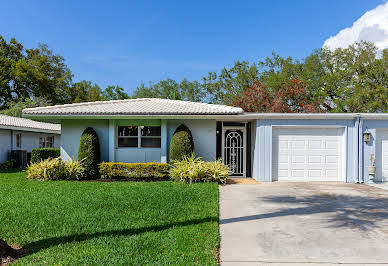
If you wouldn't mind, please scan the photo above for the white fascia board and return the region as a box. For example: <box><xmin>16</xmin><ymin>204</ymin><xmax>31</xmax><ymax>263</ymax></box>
<box><xmin>0</xmin><ymin>125</ymin><xmax>60</xmax><ymax>134</ymax></box>
<box><xmin>23</xmin><ymin>112</ymin><xmax>388</xmax><ymax>121</ymax></box>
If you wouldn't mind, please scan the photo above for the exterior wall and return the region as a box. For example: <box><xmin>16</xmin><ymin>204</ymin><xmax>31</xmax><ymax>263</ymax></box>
<box><xmin>60</xmin><ymin>119</ymin><xmax>217</xmax><ymax>164</ymax></box>
<box><xmin>362</xmin><ymin>119</ymin><xmax>388</xmax><ymax>183</ymax></box>
<box><xmin>12</xmin><ymin>131</ymin><xmax>60</xmax><ymax>151</ymax></box>
<box><xmin>253</xmin><ymin>119</ymin><xmax>358</xmax><ymax>183</ymax></box>
<box><xmin>60</xmin><ymin>120</ymin><xmax>109</xmax><ymax>162</ymax></box>
<box><xmin>0</xmin><ymin>128</ymin><xmax>60</xmax><ymax>164</ymax></box>
<box><xmin>0</xmin><ymin>129</ymin><xmax>11</xmax><ymax>163</ymax></box>
<box><xmin>167</xmin><ymin>120</ymin><xmax>217</xmax><ymax>162</ymax></box>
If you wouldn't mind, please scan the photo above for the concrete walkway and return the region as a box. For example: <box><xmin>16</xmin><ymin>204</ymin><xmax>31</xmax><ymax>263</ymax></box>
<box><xmin>220</xmin><ymin>182</ymin><xmax>388</xmax><ymax>265</ymax></box>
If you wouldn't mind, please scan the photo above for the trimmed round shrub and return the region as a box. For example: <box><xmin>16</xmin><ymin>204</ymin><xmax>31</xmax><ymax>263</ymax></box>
<box><xmin>169</xmin><ymin>124</ymin><xmax>194</xmax><ymax>161</ymax></box>
<box><xmin>78</xmin><ymin>127</ymin><xmax>100</xmax><ymax>179</ymax></box>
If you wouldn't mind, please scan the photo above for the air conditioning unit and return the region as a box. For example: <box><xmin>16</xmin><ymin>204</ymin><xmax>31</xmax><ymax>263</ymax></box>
<box><xmin>10</xmin><ymin>150</ymin><xmax>28</xmax><ymax>168</ymax></box>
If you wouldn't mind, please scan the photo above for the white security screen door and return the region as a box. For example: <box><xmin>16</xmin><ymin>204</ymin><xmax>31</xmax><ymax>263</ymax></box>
<box><xmin>222</xmin><ymin>127</ymin><xmax>246</xmax><ymax>177</ymax></box>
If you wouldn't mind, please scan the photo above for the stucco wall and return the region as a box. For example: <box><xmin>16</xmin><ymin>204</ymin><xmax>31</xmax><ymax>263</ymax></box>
<box><xmin>362</xmin><ymin>119</ymin><xmax>388</xmax><ymax>183</ymax></box>
<box><xmin>0</xmin><ymin>129</ymin><xmax>11</xmax><ymax>163</ymax></box>
<box><xmin>60</xmin><ymin>120</ymin><xmax>109</xmax><ymax>162</ymax></box>
<box><xmin>253</xmin><ymin>119</ymin><xmax>358</xmax><ymax>183</ymax></box>
<box><xmin>167</xmin><ymin>120</ymin><xmax>217</xmax><ymax>162</ymax></box>
<box><xmin>0</xmin><ymin>129</ymin><xmax>60</xmax><ymax>164</ymax></box>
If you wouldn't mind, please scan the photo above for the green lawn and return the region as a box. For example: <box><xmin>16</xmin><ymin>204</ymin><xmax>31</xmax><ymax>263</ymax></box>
<box><xmin>0</xmin><ymin>169</ymin><xmax>219</xmax><ymax>265</ymax></box>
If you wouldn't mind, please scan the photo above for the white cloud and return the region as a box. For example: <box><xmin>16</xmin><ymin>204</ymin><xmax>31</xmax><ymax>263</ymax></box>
<box><xmin>323</xmin><ymin>2</ymin><xmax>388</xmax><ymax>50</ymax></box>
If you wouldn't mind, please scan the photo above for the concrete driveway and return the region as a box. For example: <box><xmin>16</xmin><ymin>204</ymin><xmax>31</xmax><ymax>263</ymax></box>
<box><xmin>220</xmin><ymin>182</ymin><xmax>388</xmax><ymax>265</ymax></box>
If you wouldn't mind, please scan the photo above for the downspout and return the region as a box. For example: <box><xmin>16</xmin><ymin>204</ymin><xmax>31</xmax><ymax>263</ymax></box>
<box><xmin>355</xmin><ymin>117</ymin><xmax>359</xmax><ymax>183</ymax></box>
<box><xmin>358</xmin><ymin>116</ymin><xmax>364</xmax><ymax>183</ymax></box>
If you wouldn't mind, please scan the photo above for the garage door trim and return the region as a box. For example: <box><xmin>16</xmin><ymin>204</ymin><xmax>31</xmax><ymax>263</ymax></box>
<box><xmin>270</xmin><ymin>125</ymin><xmax>347</xmax><ymax>182</ymax></box>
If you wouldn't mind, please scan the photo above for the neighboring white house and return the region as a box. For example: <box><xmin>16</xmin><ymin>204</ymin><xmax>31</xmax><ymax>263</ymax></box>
<box><xmin>22</xmin><ymin>98</ymin><xmax>388</xmax><ymax>183</ymax></box>
<box><xmin>0</xmin><ymin>115</ymin><xmax>61</xmax><ymax>164</ymax></box>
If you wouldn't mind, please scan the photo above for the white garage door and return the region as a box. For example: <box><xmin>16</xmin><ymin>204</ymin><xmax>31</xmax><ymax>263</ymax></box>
<box><xmin>376</xmin><ymin>129</ymin><xmax>388</xmax><ymax>182</ymax></box>
<box><xmin>272</xmin><ymin>127</ymin><xmax>344</xmax><ymax>181</ymax></box>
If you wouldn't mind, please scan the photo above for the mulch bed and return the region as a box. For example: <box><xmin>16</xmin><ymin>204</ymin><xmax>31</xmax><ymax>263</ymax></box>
<box><xmin>0</xmin><ymin>239</ymin><xmax>25</xmax><ymax>266</ymax></box>
<box><xmin>81</xmin><ymin>178</ymin><xmax>170</xmax><ymax>182</ymax></box>
<box><xmin>226</xmin><ymin>178</ymin><xmax>259</xmax><ymax>184</ymax></box>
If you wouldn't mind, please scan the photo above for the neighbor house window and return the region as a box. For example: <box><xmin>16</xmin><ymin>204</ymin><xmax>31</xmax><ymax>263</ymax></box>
<box><xmin>118</xmin><ymin>126</ymin><xmax>161</xmax><ymax>148</ymax></box>
<box><xmin>16</xmin><ymin>133</ymin><xmax>21</xmax><ymax>148</ymax></box>
<box><xmin>39</xmin><ymin>136</ymin><xmax>54</xmax><ymax>148</ymax></box>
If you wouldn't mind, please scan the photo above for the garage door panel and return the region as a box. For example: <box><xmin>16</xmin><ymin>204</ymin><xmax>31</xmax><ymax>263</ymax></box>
<box><xmin>326</xmin><ymin>155</ymin><xmax>340</xmax><ymax>164</ymax></box>
<box><xmin>308</xmin><ymin>140</ymin><xmax>323</xmax><ymax>149</ymax></box>
<box><xmin>376</xmin><ymin>129</ymin><xmax>388</xmax><ymax>182</ymax></box>
<box><xmin>272</xmin><ymin>128</ymin><xmax>344</xmax><ymax>181</ymax></box>
<box><xmin>308</xmin><ymin>169</ymin><xmax>323</xmax><ymax>178</ymax></box>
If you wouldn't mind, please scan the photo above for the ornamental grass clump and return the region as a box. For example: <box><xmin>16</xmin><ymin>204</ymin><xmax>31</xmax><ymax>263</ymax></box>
<box><xmin>26</xmin><ymin>157</ymin><xmax>85</xmax><ymax>181</ymax></box>
<box><xmin>169</xmin><ymin>153</ymin><xmax>231</xmax><ymax>184</ymax></box>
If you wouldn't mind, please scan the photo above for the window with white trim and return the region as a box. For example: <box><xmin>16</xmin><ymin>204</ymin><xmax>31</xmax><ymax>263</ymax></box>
<box><xmin>16</xmin><ymin>133</ymin><xmax>21</xmax><ymax>148</ymax></box>
<box><xmin>118</xmin><ymin>126</ymin><xmax>161</xmax><ymax>148</ymax></box>
<box><xmin>39</xmin><ymin>136</ymin><xmax>54</xmax><ymax>148</ymax></box>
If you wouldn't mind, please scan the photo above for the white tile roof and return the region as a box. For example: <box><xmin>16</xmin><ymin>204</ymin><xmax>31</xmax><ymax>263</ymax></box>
<box><xmin>0</xmin><ymin>114</ymin><xmax>61</xmax><ymax>133</ymax></box>
<box><xmin>23</xmin><ymin>98</ymin><xmax>244</xmax><ymax>116</ymax></box>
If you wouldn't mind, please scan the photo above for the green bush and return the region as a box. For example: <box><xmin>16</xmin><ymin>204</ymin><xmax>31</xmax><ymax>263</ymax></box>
<box><xmin>169</xmin><ymin>154</ymin><xmax>231</xmax><ymax>184</ymax></box>
<box><xmin>169</xmin><ymin>124</ymin><xmax>194</xmax><ymax>161</ymax></box>
<box><xmin>26</xmin><ymin>157</ymin><xmax>85</xmax><ymax>181</ymax></box>
<box><xmin>30</xmin><ymin>148</ymin><xmax>60</xmax><ymax>163</ymax></box>
<box><xmin>78</xmin><ymin>127</ymin><xmax>100</xmax><ymax>179</ymax></box>
<box><xmin>65</xmin><ymin>159</ymin><xmax>86</xmax><ymax>180</ymax></box>
<box><xmin>99</xmin><ymin>162</ymin><xmax>169</xmax><ymax>180</ymax></box>
<box><xmin>0</xmin><ymin>159</ymin><xmax>16</xmax><ymax>170</ymax></box>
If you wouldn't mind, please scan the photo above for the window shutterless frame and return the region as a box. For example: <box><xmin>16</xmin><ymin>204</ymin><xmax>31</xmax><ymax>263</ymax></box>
<box><xmin>117</xmin><ymin>126</ymin><xmax>161</xmax><ymax>148</ymax></box>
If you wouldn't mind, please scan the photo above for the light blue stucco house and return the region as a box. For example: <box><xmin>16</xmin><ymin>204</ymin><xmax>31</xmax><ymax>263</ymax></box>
<box><xmin>0</xmin><ymin>114</ymin><xmax>61</xmax><ymax>164</ymax></box>
<box><xmin>23</xmin><ymin>98</ymin><xmax>388</xmax><ymax>183</ymax></box>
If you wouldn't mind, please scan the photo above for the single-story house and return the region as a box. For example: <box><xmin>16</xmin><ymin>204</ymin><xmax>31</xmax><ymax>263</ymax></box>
<box><xmin>23</xmin><ymin>98</ymin><xmax>388</xmax><ymax>183</ymax></box>
<box><xmin>0</xmin><ymin>114</ymin><xmax>61</xmax><ymax>164</ymax></box>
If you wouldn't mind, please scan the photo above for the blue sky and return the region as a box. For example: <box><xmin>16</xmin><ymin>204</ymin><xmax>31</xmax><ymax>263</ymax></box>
<box><xmin>1</xmin><ymin>0</ymin><xmax>385</xmax><ymax>94</ymax></box>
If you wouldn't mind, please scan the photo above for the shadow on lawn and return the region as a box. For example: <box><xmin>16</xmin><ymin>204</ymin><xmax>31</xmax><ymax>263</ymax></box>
<box><xmin>220</xmin><ymin>194</ymin><xmax>388</xmax><ymax>231</ymax></box>
<box><xmin>23</xmin><ymin>216</ymin><xmax>218</xmax><ymax>255</ymax></box>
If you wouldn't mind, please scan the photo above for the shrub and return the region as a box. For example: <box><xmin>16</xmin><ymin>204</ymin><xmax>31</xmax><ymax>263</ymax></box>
<box><xmin>169</xmin><ymin>154</ymin><xmax>231</xmax><ymax>184</ymax></box>
<box><xmin>0</xmin><ymin>159</ymin><xmax>16</xmax><ymax>170</ymax></box>
<box><xmin>99</xmin><ymin>162</ymin><xmax>169</xmax><ymax>180</ymax></box>
<box><xmin>64</xmin><ymin>158</ymin><xmax>86</xmax><ymax>180</ymax></box>
<box><xmin>30</xmin><ymin>148</ymin><xmax>60</xmax><ymax>163</ymax></box>
<box><xmin>78</xmin><ymin>127</ymin><xmax>100</xmax><ymax>179</ymax></box>
<box><xmin>26</xmin><ymin>157</ymin><xmax>85</xmax><ymax>181</ymax></box>
<box><xmin>26</xmin><ymin>157</ymin><xmax>66</xmax><ymax>181</ymax></box>
<box><xmin>169</xmin><ymin>124</ymin><xmax>194</xmax><ymax>161</ymax></box>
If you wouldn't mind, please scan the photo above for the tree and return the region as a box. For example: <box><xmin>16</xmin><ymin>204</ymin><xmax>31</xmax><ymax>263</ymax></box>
<box><xmin>66</xmin><ymin>80</ymin><xmax>102</xmax><ymax>103</ymax></box>
<box><xmin>0</xmin><ymin>97</ymin><xmax>51</xmax><ymax>117</ymax></box>
<box><xmin>233</xmin><ymin>78</ymin><xmax>323</xmax><ymax>113</ymax></box>
<box><xmin>132</xmin><ymin>78</ymin><xmax>205</xmax><ymax>102</ymax></box>
<box><xmin>303</xmin><ymin>41</ymin><xmax>388</xmax><ymax>112</ymax></box>
<box><xmin>101</xmin><ymin>85</ymin><xmax>130</xmax><ymax>100</ymax></box>
<box><xmin>202</xmin><ymin>61</ymin><xmax>258</xmax><ymax>104</ymax></box>
<box><xmin>0</xmin><ymin>36</ymin><xmax>73</xmax><ymax>108</ymax></box>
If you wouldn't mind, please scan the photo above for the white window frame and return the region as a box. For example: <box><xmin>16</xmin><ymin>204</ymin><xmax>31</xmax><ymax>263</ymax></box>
<box><xmin>16</xmin><ymin>133</ymin><xmax>21</xmax><ymax>148</ymax></box>
<box><xmin>117</xmin><ymin>126</ymin><xmax>161</xmax><ymax>148</ymax></box>
<box><xmin>39</xmin><ymin>136</ymin><xmax>55</xmax><ymax>148</ymax></box>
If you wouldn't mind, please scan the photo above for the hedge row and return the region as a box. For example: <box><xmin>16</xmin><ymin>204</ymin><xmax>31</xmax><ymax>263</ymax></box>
<box><xmin>99</xmin><ymin>162</ymin><xmax>169</xmax><ymax>180</ymax></box>
<box><xmin>30</xmin><ymin>148</ymin><xmax>60</xmax><ymax>163</ymax></box>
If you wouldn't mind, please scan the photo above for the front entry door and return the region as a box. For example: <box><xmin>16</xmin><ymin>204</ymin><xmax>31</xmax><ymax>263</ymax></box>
<box><xmin>222</xmin><ymin>127</ymin><xmax>246</xmax><ymax>177</ymax></box>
